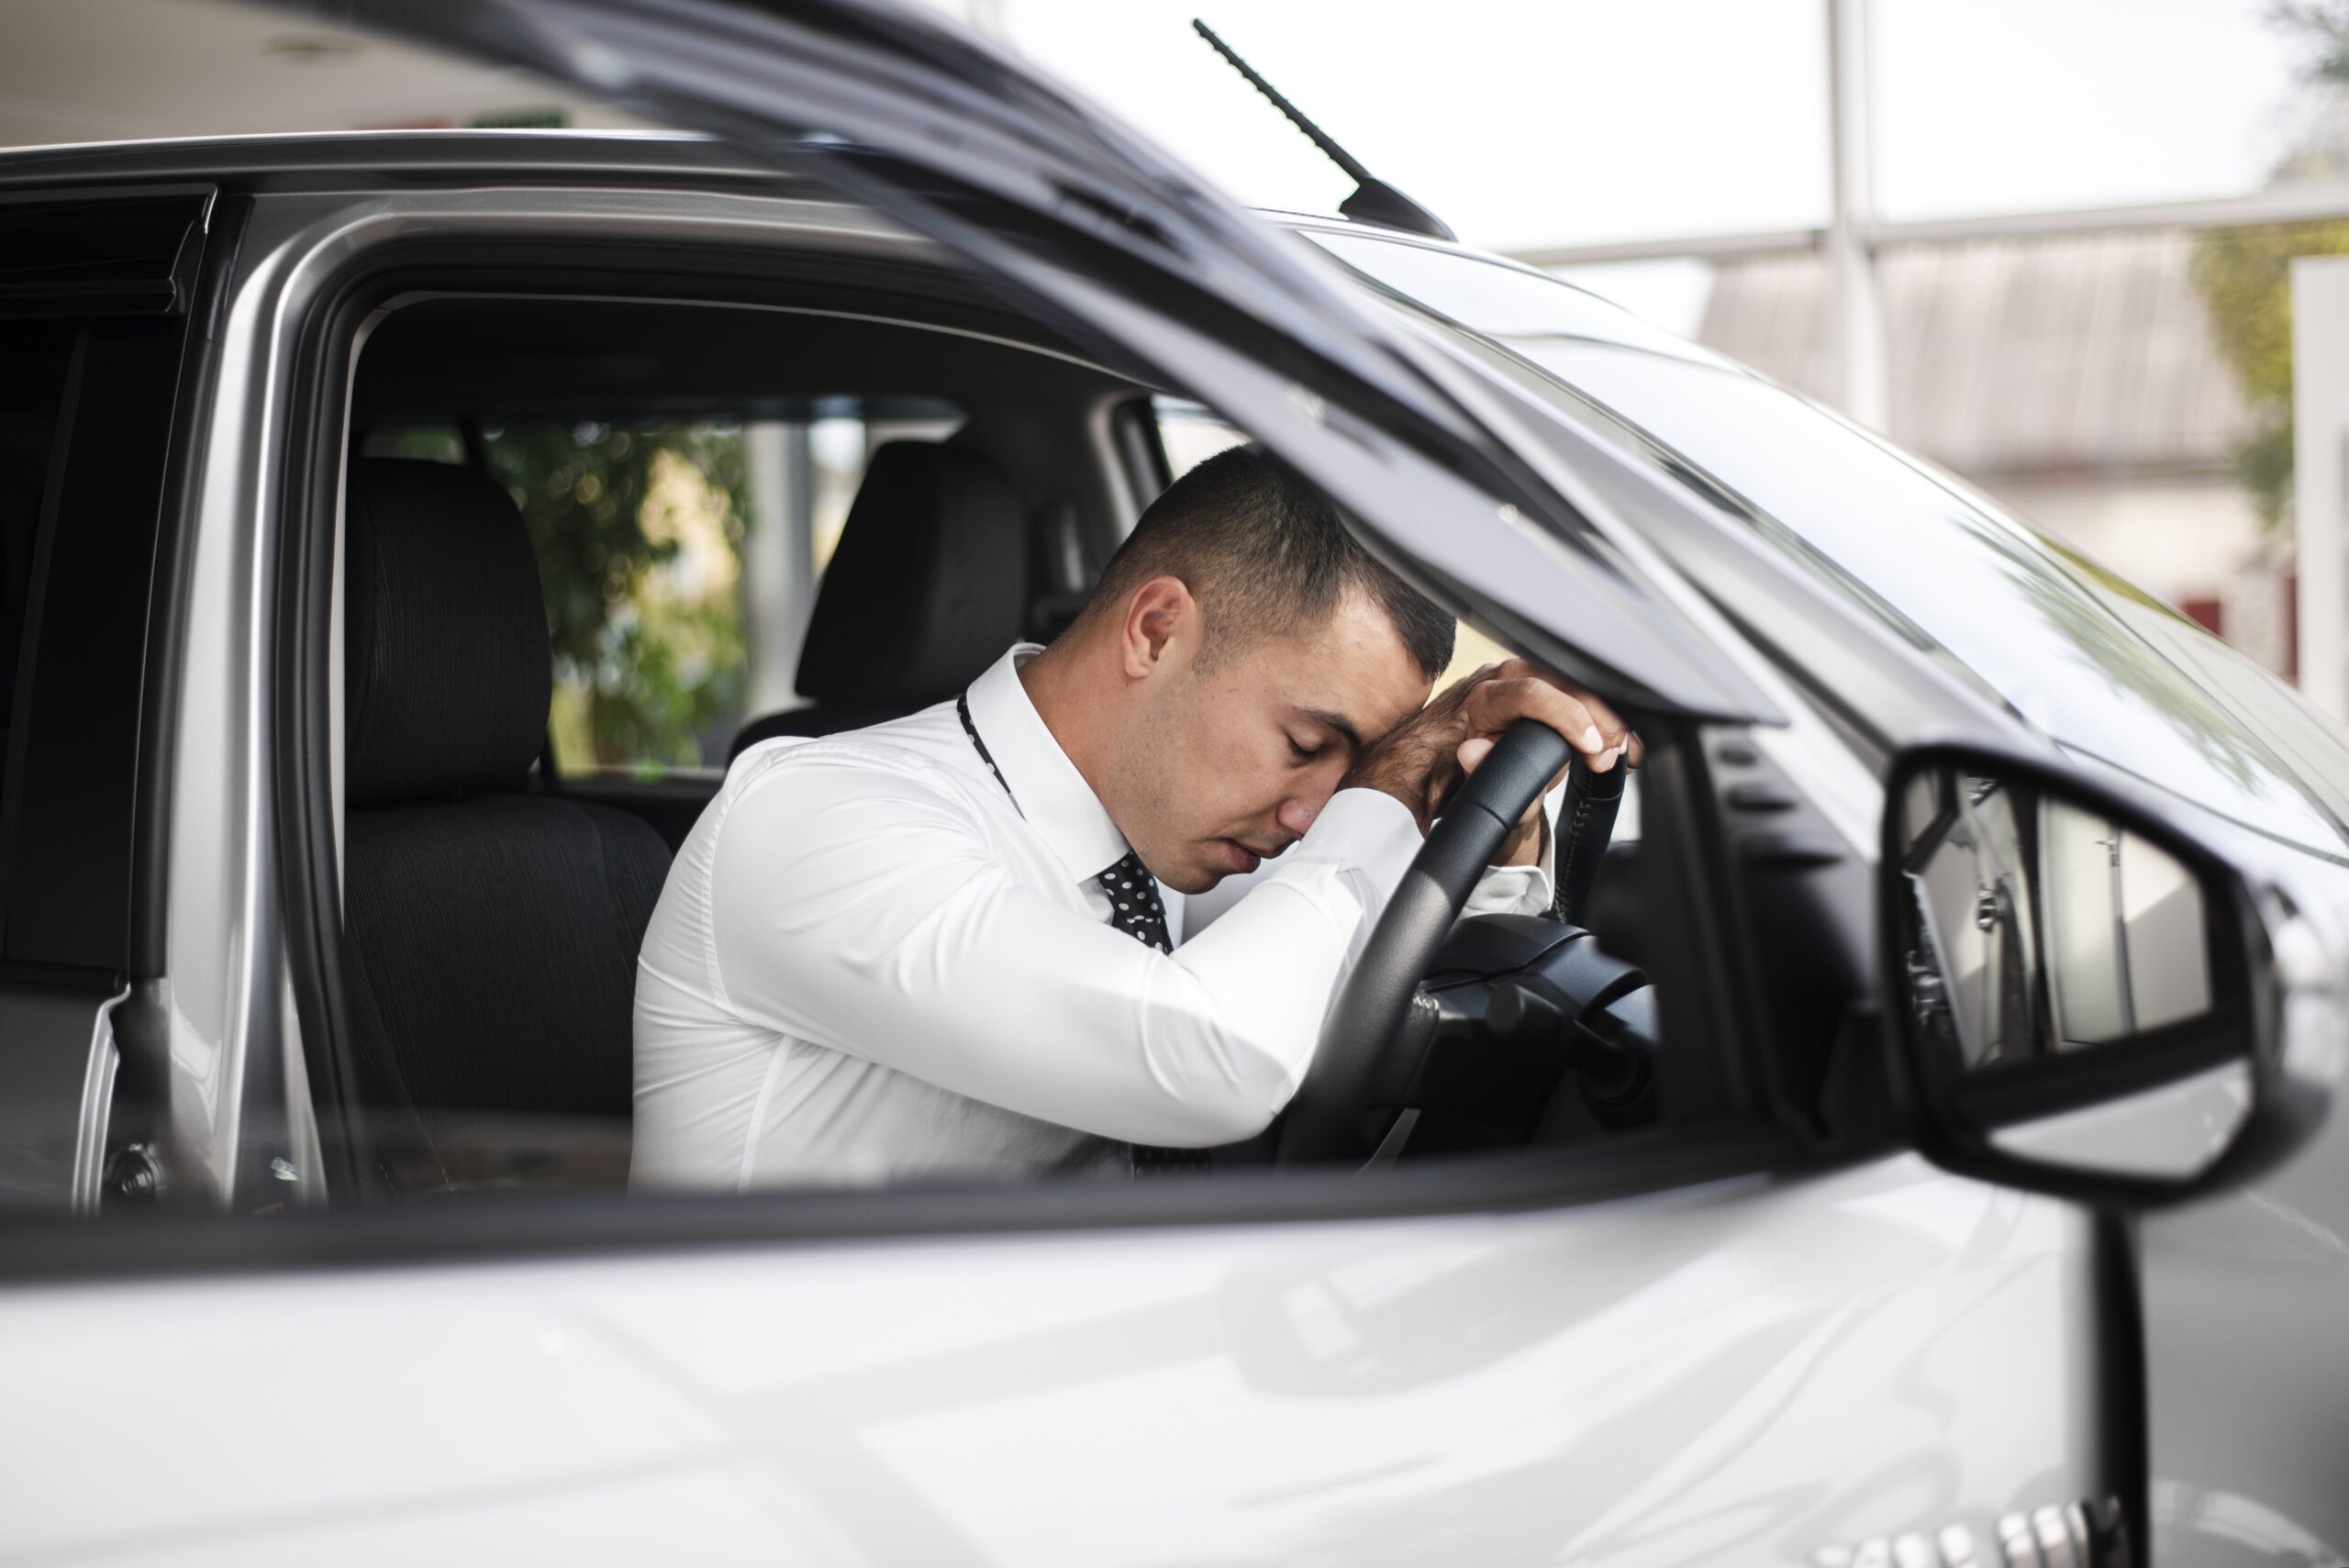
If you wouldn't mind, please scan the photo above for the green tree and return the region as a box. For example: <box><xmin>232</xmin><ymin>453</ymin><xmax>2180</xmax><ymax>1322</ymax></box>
<box><xmin>483</xmin><ymin>421</ymin><xmax>751</xmax><ymax>773</ymax></box>
<box><xmin>2189</xmin><ymin>3</ymin><xmax>2349</xmax><ymax>533</ymax></box>
<box><xmin>2189</xmin><ymin>219</ymin><xmax>2349</xmax><ymax>532</ymax></box>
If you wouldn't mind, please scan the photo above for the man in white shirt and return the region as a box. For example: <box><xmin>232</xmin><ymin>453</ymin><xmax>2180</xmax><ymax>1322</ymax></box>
<box><xmin>632</xmin><ymin>447</ymin><xmax>1636</xmax><ymax>1187</ymax></box>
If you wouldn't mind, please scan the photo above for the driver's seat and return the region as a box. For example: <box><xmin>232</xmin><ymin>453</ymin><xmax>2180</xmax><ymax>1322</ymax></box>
<box><xmin>338</xmin><ymin>458</ymin><xmax>670</xmax><ymax>1188</ymax></box>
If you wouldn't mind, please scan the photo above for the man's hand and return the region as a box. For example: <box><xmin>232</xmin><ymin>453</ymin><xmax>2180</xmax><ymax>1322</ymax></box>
<box><xmin>1341</xmin><ymin>660</ymin><xmax>1640</xmax><ymax>865</ymax></box>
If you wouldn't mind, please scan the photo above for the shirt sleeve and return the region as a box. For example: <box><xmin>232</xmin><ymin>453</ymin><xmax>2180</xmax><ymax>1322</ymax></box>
<box><xmin>704</xmin><ymin>754</ymin><xmax>1423</xmax><ymax>1147</ymax></box>
<box><xmin>1462</xmin><ymin>796</ymin><xmax>1558</xmax><ymax>917</ymax></box>
<box><xmin>1183</xmin><ymin>791</ymin><xmax>1558</xmax><ymax>935</ymax></box>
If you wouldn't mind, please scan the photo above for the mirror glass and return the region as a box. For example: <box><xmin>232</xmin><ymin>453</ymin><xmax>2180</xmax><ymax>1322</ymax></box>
<box><xmin>1894</xmin><ymin>762</ymin><xmax>2247</xmax><ymax>1179</ymax></box>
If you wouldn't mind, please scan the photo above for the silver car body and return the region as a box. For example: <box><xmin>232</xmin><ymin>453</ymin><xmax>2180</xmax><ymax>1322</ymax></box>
<box><xmin>0</xmin><ymin>70</ymin><xmax>2343</xmax><ymax>1568</ymax></box>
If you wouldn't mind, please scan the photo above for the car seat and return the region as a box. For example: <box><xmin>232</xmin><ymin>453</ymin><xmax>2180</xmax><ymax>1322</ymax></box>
<box><xmin>337</xmin><ymin>458</ymin><xmax>671</xmax><ymax>1190</ymax></box>
<box><xmin>728</xmin><ymin>440</ymin><xmax>1029</xmax><ymax>756</ymax></box>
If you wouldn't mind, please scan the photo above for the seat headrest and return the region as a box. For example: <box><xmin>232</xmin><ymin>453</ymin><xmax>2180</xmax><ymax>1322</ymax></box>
<box><xmin>795</xmin><ymin>442</ymin><xmax>1028</xmax><ymax>706</ymax></box>
<box><xmin>345</xmin><ymin>459</ymin><xmax>551</xmax><ymax>806</ymax></box>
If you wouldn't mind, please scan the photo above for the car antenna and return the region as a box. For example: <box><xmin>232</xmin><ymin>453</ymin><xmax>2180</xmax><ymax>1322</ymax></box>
<box><xmin>1190</xmin><ymin>19</ymin><xmax>1457</xmax><ymax>242</ymax></box>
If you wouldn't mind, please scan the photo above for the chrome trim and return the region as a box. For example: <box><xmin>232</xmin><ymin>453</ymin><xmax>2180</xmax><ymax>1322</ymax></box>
<box><xmin>69</xmin><ymin>987</ymin><xmax>129</xmax><ymax>1217</ymax></box>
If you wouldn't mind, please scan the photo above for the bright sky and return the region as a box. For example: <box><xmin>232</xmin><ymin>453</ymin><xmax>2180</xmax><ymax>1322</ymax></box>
<box><xmin>953</xmin><ymin>0</ymin><xmax>2313</xmax><ymax>258</ymax></box>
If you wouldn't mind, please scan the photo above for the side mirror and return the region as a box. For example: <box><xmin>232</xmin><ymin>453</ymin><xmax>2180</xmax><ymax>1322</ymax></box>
<box><xmin>1880</xmin><ymin>744</ymin><xmax>2321</xmax><ymax>1205</ymax></box>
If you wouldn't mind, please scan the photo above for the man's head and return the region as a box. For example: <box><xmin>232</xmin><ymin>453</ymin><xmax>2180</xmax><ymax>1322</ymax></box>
<box><xmin>1029</xmin><ymin>445</ymin><xmax>1454</xmax><ymax>894</ymax></box>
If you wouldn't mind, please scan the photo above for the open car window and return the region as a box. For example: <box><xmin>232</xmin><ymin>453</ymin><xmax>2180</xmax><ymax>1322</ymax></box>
<box><xmin>302</xmin><ymin>262</ymin><xmax>1713</xmax><ymax>1201</ymax></box>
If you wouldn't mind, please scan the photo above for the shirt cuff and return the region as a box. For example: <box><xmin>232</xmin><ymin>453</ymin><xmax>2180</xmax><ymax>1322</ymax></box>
<box><xmin>1464</xmin><ymin>797</ymin><xmax>1558</xmax><ymax>917</ymax></box>
<box><xmin>1311</xmin><ymin>786</ymin><xmax>1559</xmax><ymax>918</ymax></box>
<box><xmin>1302</xmin><ymin>787</ymin><xmax>1423</xmax><ymax>889</ymax></box>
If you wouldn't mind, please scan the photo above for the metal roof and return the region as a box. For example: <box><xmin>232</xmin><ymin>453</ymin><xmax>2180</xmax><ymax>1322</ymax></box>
<box><xmin>1698</xmin><ymin>228</ymin><xmax>2257</xmax><ymax>479</ymax></box>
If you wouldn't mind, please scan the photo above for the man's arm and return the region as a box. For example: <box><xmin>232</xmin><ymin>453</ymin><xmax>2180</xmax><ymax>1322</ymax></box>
<box><xmin>1185</xmin><ymin>805</ymin><xmax>1554</xmax><ymax>936</ymax></box>
<box><xmin>706</xmin><ymin>751</ymin><xmax>1421</xmax><ymax>1148</ymax></box>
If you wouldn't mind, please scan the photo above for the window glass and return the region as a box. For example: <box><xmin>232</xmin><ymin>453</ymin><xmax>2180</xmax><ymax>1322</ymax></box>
<box><xmin>368</xmin><ymin>403</ymin><xmax>961</xmax><ymax>776</ymax></box>
<box><xmin>0</xmin><ymin>321</ymin><xmax>77</xmax><ymax>756</ymax></box>
<box><xmin>0</xmin><ymin>313</ymin><xmax>186</xmax><ymax>970</ymax></box>
<box><xmin>1514</xmin><ymin>341</ymin><xmax>2349</xmax><ymax>857</ymax></box>
<box><xmin>1314</xmin><ymin>232</ymin><xmax>2349</xmax><ymax>857</ymax></box>
<box><xmin>487</xmin><ymin>418</ymin><xmax>752</xmax><ymax>776</ymax></box>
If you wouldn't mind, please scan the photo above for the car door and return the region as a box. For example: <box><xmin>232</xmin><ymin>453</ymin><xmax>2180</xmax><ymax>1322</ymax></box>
<box><xmin>0</xmin><ymin>8</ymin><xmax>2124</xmax><ymax>1565</ymax></box>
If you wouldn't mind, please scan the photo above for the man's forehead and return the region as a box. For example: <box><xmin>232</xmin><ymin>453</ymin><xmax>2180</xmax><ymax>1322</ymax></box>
<box><xmin>1268</xmin><ymin>607</ymin><xmax>1431</xmax><ymax>737</ymax></box>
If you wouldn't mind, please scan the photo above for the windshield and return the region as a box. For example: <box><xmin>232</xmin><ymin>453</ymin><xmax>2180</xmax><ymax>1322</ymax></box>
<box><xmin>1307</xmin><ymin>227</ymin><xmax>2349</xmax><ymax>860</ymax></box>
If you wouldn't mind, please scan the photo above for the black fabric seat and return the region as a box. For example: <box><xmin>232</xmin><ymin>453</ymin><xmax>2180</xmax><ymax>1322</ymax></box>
<box><xmin>340</xmin><ymin>458</ymin><xmax>671</xmax><ymax>1189</ymax></box>
<box><xmin>729</xmin><ymin>441</ymin><xmax>1029</xmax><ymax>758</ymax></box>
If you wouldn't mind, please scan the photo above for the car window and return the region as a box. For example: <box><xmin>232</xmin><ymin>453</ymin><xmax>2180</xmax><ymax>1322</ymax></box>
<box><xmin>0</xmin><ymin>321</ymin><xmax>77</xmax><ymax>760</ymax></box>
<box><xmin>0</xmin><ymin>306</ymin><xmax>189</xmax><ymax>971</ymax></box>
<box><xmin>1317</xmin><ymin>234</ymin><xmax>2349</xmax><ymax>860</ymax></box>
<box><xmin>368</xmin><ymin>402</ymin><xmax>961</xmax><ymax>776</ymax></box>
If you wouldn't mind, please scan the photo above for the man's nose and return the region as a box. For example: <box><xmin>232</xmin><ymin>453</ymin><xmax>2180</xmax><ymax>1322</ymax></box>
<box><xmin>1275</xmin><ymin>792</ymin><xmax>1325</xmax><ymax>841</ymax></box>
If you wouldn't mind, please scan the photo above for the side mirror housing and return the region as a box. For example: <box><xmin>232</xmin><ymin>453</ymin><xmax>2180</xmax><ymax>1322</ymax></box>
<box><xmin>1880</xmin><ymin>744</ymin><xmax>2325</xmax><ymax>1206</ymax></box>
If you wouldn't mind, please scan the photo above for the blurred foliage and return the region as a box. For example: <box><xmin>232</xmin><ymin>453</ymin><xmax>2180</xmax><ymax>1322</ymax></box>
<box><xmin>2189</xmin><ymin>221</ymin><xmax>2349</xmax><ymax>532</ymax></box>
<box><xmin>2188</xmin><ymin>3</ymin><xmax>2349</xmax><ymax>534</ymax></box>
<box><xmin>2276</xmin><ymin>1</ymin><xmax>2349</xmax><ymax>85</ymax></box>
<box><xmin>483</xmin><ymin>422</ymin><xmax>751</xmax><ymax>774</ymax></box>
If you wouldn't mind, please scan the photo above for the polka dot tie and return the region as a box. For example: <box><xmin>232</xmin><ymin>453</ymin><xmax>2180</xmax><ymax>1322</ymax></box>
<box><xmin>960</xmin><ymin>693</ymin><xmax>1207</xmax><ymax>1174</ymax></box>
<box><xmin>1097</xmin><ymin>851</ymin><xmax>1171</xmax><ymax>953</ymax></box>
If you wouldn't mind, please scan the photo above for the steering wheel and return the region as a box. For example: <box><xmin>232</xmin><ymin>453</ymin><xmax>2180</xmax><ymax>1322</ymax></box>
<box><xmin>1276</xmin><ymin>719</ymin><xmax>1620</xmax><ymax>1164</ymax></box>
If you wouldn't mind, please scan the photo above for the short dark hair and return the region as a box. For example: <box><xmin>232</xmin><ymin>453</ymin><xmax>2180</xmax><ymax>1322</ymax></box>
<box><xmin>1081</xmin><ymin>445</ymin><xmax>1455</xmax><ymax>679</ymax></box>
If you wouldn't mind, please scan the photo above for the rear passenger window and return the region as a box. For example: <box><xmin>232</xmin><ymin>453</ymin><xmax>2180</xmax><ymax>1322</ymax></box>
<box><xmin>0</xmin><ymin>321</ymin><xmax>78</xmax><ymax>751</ymax></box>
<box><xmin>0</xmin><ymin>192</ymin><xmax>205</xmax><ymax>973</ymax></box>
<box><xmin>367</xmin><ymin>400</ymin><xmax>961</xmax><ymax>776</ymax></box>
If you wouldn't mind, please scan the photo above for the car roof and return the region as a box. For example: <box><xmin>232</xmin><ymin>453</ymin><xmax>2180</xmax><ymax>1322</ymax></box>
<box><xmin>0</xmin><ymin>128</ymin><xmax>797</xmax><ymax>195</ymax></box>
<box><xmin>0</xmin><ymin>128</ymin><xmax>1695</xmax><ymax>356</ymax></box>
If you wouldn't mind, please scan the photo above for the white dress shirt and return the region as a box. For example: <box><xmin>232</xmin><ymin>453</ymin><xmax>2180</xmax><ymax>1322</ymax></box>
<box><xmin>631</xmin><ymin>644</ymin><xmax>1555</xmax><ymax>1189</ymax></box>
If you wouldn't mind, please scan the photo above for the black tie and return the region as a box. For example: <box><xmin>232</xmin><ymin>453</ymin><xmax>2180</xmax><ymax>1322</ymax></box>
<box><xmin>959</xmin><ymin>694</ymin><xmax>1208</xmax><ymax>1173</ymax></box>
<box><xmin>1097</xmin><ymin>851</ymin><xmax>1172</xmax><ymax>952</ymax></box>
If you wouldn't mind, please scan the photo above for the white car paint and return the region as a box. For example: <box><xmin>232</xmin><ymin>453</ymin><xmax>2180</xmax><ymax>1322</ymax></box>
<box><xmin>0</xmin><ymin>1155</ymin><xmax>2087</xmax><ymax>1565</ymax></box>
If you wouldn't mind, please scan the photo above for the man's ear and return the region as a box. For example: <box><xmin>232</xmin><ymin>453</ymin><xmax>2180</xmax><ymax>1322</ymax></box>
<box><xmin>1119</xmin><ymin>575</ymin><xmax>1197</xmax><ymax>680</ymax></box>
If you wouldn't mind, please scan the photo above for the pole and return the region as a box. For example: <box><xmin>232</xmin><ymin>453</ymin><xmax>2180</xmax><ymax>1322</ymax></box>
<box><xmin>1826</xmin><ymin>0</ymin><xmax>1889</xmax><ymax>429</ymax></box>
<box><xmin>2292</xmin><ymin>257</ymin><xmax>2349</xmax><ymax>720</ymax></box>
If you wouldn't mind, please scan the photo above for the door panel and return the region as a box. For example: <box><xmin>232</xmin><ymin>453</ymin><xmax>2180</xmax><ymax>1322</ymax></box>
<box><xmin>1</xmin><ymin>1156</ymin><xmax>2096</xmax><ymax>1564</ymax></box>
<box><xmin>2143</xmin><ymin>1126</ymin><xmax>2349</xmax><ymax>1562</ymax></box>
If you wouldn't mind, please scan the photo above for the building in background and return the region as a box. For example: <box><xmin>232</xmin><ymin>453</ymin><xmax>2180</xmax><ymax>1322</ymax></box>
<box><xmin>1697</xmin><ymin>230</ymin><xmax>2289</xmax><ymax>674</ymax></box>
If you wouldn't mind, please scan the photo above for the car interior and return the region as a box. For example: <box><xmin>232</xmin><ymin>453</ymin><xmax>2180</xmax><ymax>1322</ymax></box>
<box><xmin>328</xmin><ymin>278</ymin><xmax>1678</xmax><ymax>1196</ymax></box>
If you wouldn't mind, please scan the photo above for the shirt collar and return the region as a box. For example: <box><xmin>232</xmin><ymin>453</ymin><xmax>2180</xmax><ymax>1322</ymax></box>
<box><xmin>963</xmin><ymin>644</ymin><xmax>1132</xmax><ymax>884</ymax></box>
